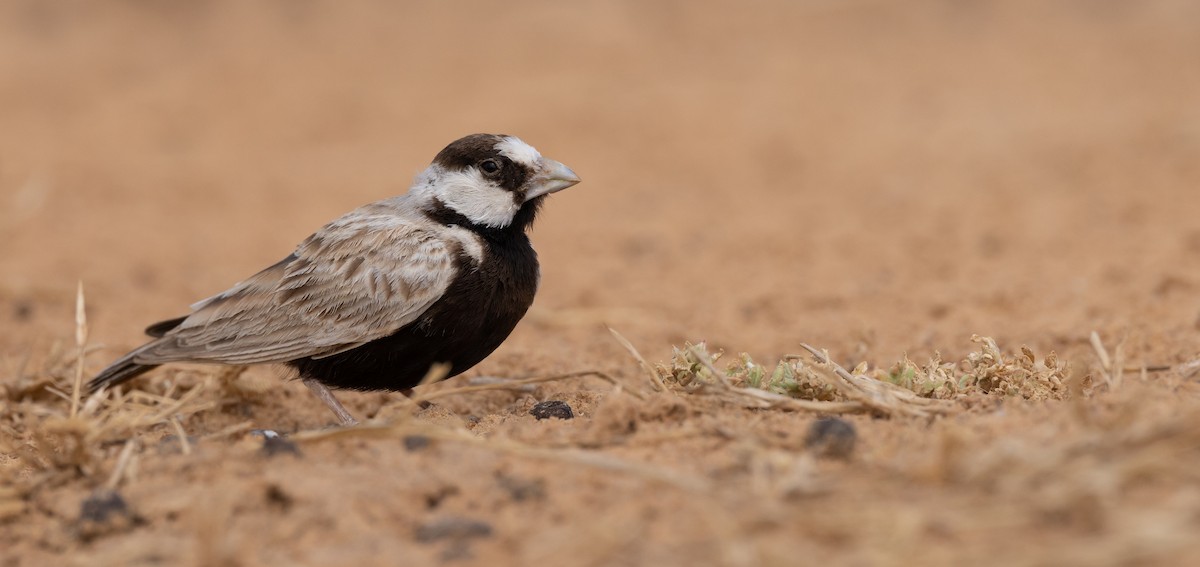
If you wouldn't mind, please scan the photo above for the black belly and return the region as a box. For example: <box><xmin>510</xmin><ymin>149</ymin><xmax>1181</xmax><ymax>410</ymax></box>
<box><xmin>286</xmin><ymin>240</ymin><xmax>539</xmax><ymax>392</ymax></box>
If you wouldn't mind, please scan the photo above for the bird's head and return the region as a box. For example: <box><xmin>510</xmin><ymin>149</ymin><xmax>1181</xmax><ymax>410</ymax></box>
<box><xmin>413</xmin><ymin>134</ymin><xmax>581</xmax><ymax>231</ymax></box>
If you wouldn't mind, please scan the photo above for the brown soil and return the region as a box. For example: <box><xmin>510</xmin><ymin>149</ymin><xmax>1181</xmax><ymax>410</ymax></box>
<box><xmin>3</xmin><ymin>1</ymin><xmax>1200</xmax><ymax>565</ymax></box>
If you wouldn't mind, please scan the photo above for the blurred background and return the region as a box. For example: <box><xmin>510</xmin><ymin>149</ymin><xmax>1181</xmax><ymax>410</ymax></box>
<box><xmin>1</xmin><ymin>0</ymin><xmax>1198</xmax><ymax>370</ymax></box>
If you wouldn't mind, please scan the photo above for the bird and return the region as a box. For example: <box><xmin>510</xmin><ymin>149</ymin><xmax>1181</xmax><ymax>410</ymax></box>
<box><xmin>87</xmin><ymin>133</ymin><xmax>581</xmax><ymax>426</ymax></box>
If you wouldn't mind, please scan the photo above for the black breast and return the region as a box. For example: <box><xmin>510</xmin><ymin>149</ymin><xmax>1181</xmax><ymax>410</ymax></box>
<box><xmin>287</xmin><ymin>233</ymin><xmax>540</xmax><ymax>392</ymax></box>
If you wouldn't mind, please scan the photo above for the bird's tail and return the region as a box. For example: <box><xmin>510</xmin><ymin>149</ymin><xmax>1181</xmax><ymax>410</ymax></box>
<box><xmin>88</xmin><ymin>315</ymin><xmax>188</xmax><ymax>392</ymax></box>
<box><xmin>86</xmin><ymin>348</ymin><xmax>159</xmax><ymax>393</ymax></box>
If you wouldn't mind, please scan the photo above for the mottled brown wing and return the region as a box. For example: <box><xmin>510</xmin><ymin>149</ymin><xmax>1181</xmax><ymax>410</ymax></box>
<box><xmin>132</xmin><ymin>209</ymin><xmax>460</xmax><ymax>365</ymax></box>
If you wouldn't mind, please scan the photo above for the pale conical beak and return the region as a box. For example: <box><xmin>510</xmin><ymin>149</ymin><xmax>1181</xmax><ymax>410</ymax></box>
<box><xmin>524</xmin><ymin>158</ymin><xmax>581</xmax><ymax>202</ymax></box>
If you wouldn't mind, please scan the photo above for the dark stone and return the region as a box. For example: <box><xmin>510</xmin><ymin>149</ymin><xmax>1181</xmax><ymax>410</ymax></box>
<box><xmin>403</xmin><ymin>435</ymin><xmax>431</xmax><ymax>452</ymax></box>
<box><xmin>13</xmin><ymin>300</ymin><xmax>33</xmax><ymax>322</ymax></box>
<box><xmin>414</xmin><ymin>517</ymin><xmax>493</xmax><ymax>543</ymax></box>
<box><xmin>264</xmin><ymin>484</ymin><xmax>293</xmax><ymax>512</ymax></box>
<box><xmin>804</xmin><ymin>417</ymin><xmax>857</xmax><ymax>459</ymax></box>
<box><xmin>80</xmin><ymin>490</ymin><xmax>129</xmax><ymax>524</ymax></box>
<box><xmin>530</xmin><ymin>400</ymin><xmax>574</xmax><ymax>420</ymax></box>
<box><xmin>77</xmin><ymin>490</ymin><xmax>142</xmax><ymax>541</ymax></box>
<box><xmin>423</xmin><ymin>485</ymin><xmax>459</xmax><ymax>510</ymax></box>
<box><xmin>257</xmin><ymin>432</ymin><xmax>300</xmax><ymax>458</ymax></box>
<box><xmin>496</xmin><ymin>472</ymin><xmax>545</xmax><ymax>502</ymax></box>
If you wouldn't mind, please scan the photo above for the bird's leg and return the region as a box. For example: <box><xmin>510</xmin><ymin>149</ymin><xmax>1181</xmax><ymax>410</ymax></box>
<box><xmin>303</xmin><ymin>378</ymin><xmax>359</xmax><ymax>426</ymax></box>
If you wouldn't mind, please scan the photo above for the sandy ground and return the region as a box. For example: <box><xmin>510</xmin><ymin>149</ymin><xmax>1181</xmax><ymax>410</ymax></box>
<box><xmin>3</xmin><ymin>1</ymin><xmax>1200</xmax><ymax>565</ymax></box>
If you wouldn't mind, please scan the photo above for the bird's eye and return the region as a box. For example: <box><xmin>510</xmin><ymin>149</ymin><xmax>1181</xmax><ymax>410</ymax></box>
<box><xmin>479</xmin><ymin>159</ymin><xmax>501</xmax><ymax>175</ymax></box>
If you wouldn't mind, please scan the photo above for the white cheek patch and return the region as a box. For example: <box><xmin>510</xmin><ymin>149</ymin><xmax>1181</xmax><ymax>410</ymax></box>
<box><xmin>429</xmin><ymin>169</ymin><xmax>519</xmax><ymax>228</ymax></box>
<box><xmin>496</xmin><ymin>136</ymin><xmax>542</xmax><ymax>168</ymax></box>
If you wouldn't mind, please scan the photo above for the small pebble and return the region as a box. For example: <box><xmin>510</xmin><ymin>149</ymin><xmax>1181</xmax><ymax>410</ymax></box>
<box><xmin>80</xmin><ymin>490</ymin><xmax>129</xmax><ymax>524</ymax></box>
<box><xmin>255</xmin><ymin>431</ymin><xmax>300</xmax><ymax>458</ymax></box>
<box><xmin>495</xmin><ymin>473</ymin><xmax>545</xmax><ymax>502</ymax></box>
<box><xmin>264</xmin><ymin>484</ymin><xmax>294</xmax><ymax>512</ymax></box>
<box><xmin>77</xmin><ymin>490</ymin><xmax>140</xmax><ymax>540</ymax></box>
<box><xmin>804</xmin><ymin>417</ymin><xmax>857</xmax><ymax>459</ymax></box>
<box><xmin>13</xmin><ymin>300</ymin><xmax>33</xmax><ymax>322</ymax></box>
<box><xmin>403</xmin><ymin>435</ymin><xmax>431</xmax><ymax>452</ymax></box>
<box><xmin>414</xmin><ymin>517</ymin><xmax>494</xmax><ymax>543</ymax></box>
<box><xmin>530</xmin><ymin>400</ymin><xmax>574</xmax><ymax>420</ymax></box>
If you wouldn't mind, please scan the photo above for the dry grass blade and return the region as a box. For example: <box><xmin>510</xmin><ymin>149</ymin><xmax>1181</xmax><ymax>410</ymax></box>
<box><xmin>1176</xmin><ymin>357</ymin><xmax>1200</xmax><ymax>379</ymax></box>
<box><xmin>415</xmin><ymin>362</ymin><xmax>452</xmax><ymax>388</ymax></box>
<box><xmin>1090</xmin><ymin>331</ymin><xmax>1112</xmax><ymax>374</ymax></box>
<box><xmin>104</xmin><ymin>439</ymin><xmax>138</xmax><ymax>491</ymax></box>
<box><xmin>688</xmin><ymin>344</ymin><xmax>733</xmax><ymax>388</ymax></box>
<box><xmin>725</xmin><ymin>386</ymin><xmax>864</xmax><ymax>413</ymax></box>
<box><xmin>70</xmin><ymin>281</ymin><xmax>88</xmax><ymax>418</ymax></box>
<box><xmin>608</xmin><ymin>327</ymin><xmax>669</xmax><ymax>393</ymax></box>
<box><xmin>289</xmin><ymin>421</ymin><xmax>404</xmax><ymax>443</ymax></box>
<box><xmin>171</xmin><ymin>417</ymin><xmax>192</xmax><ymax>455</ymax></box>
<box><xmin>1123</xmin><ymin>364</ymin><xmax>1171</xmax><ymax>372</ymax></box>
<box><xmin>144</xmin><ymin>384</ymin><xmax>213</xmax><ymax>425</ymax></box>
<box><xmin>377</xmin><ymin>362</ymin><xmax>455</xmax><ymax>416</ymax></box>
<box><xmin>413</xmin><ymin>370</ymin><xmax>643</xmax><ymax>405</ymax></box>
<box><xmin>1090</xmin><ymin>331</ymin><xmax>1123</xmax><ymax>390</ymax></box>
<box><xmin>200</xmin><ymin>420</ymin><xmax>256</xmax><ymax>441</ymax></box>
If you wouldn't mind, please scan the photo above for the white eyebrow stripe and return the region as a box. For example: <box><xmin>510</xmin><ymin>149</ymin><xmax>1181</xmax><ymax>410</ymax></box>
<box><xmin>495</xmin><ymin>136</ymin><xmax>542</xmax><ymax>167</ymax></box>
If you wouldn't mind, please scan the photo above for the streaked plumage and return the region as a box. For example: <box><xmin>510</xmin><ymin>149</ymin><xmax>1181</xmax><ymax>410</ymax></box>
<box><xmin>88</xmin><ymin>134</ymin><xmax>580</xmax><ymax>424</ymax></box>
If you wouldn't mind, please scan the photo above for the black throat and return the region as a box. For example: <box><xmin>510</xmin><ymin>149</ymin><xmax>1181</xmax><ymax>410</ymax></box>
<box><xmin>425</xmin><ymin>196</ymin><xmax>544</xmax><ymax>242</ymax></box>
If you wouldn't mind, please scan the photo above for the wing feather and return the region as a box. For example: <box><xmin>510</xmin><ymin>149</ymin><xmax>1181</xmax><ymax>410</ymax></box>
<box><xmin>132</xmin><ymin>206</ymin><xmax>463</xmax><ymax>365</ymax></box>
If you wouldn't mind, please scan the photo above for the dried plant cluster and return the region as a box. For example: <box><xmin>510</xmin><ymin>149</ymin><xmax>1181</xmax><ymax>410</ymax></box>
<box><xmin>2</xmin><ymin>349</ymin><xmax>216</xmax><ymax>489</ymax></box>
<box><xmin>1</xmin><ymin>288</ymin><xmax>230</xmax><ymax>530</ymax></box>
<box><xmin>660</xmin><ymin>334</ymin><xmax>1070</xmax><ymax>414</ymax></box>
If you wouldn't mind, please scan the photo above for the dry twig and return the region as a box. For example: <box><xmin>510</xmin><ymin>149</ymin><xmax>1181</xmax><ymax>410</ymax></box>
<box><xmin>608</xmin><ymin>327</ymin><xmax>669</xmax><ymax>393</ymax></box>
